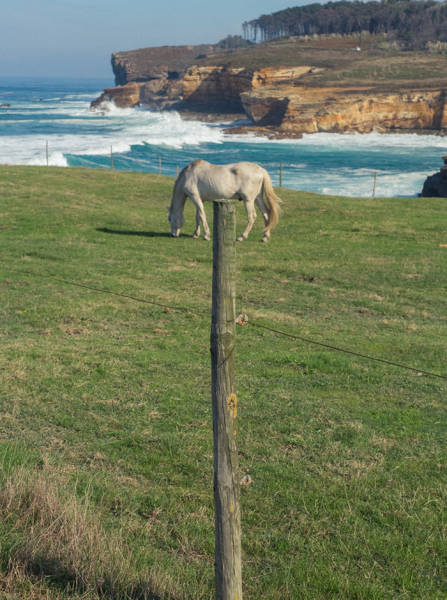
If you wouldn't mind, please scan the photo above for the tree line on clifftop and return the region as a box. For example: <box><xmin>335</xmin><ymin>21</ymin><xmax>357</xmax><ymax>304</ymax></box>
<box><xmin>243</xmin><ymin>0</ymin><xmax>447</xmax><ymax>48</ymax></box>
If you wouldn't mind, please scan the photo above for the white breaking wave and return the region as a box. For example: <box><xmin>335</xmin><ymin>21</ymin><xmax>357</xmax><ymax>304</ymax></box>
<box><xmin>320</xmin><ymin>171</ymin><xmax>428</xmax><ymax>198</ymax></box>
<box><xmin>295</xmin><ymin>131</ymin><xmax>447</xmax><ymax>150</ymax></box>
<box><xmin>0</xmin><ymin>103</ymin><xmax>224</xmax><ymax>167</ymax></box>
<box><xmin>226</xmin><ymin>129</ymin><xmax>447</xmax><ymax>151</ymax></box>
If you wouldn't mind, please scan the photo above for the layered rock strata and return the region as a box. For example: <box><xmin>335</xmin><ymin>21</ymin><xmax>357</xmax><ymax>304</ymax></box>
<box><xmin>92</xmin><ymin>58</ymin><xmax>447</xmax><ymax>135</ymax></box>
<box><xmin>91</xmin><ymin>65</ymin><xmax>319</xmax><ymax>113</ymax></box>
<box><xmin>242</xmin><ymin>87</ymin><xmax>447</xmax><ymax>133</ymax></box>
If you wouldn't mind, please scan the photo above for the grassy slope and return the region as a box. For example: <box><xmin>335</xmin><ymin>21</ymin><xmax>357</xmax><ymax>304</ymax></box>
<box><xmin>0</xmin><ymin>166</ymin><xmax>446</xmax><ymax>599</ymax></box>
<box><xmin>116</xmin><ymin>36</ymin><xmax>447</xmax><ymax>91</ymax></box>
<box><xmin>206</xmin><ymin>36</ymin><xmax>447</xmax><ymax>85</ymax></box>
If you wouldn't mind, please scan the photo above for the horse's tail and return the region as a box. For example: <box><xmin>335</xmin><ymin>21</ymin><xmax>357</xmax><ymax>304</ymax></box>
<box><xmin>262</xmin><ymin>169</ymin><xmax>282</xmax><ymax>233</ymax></box>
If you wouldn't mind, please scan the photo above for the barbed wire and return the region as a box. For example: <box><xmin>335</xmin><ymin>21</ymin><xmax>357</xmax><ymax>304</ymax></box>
<box><xmin>3</xmin><ymin>266</ymin><xmax>447</xmax><ymax>382</ymax></box>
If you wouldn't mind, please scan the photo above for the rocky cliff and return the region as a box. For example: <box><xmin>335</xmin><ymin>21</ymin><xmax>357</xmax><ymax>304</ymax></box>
<box><xmin>241</xmin><ymin>86</ymin><xmax>447</xmax><ymax>133</ymax></box>
<box><xmin>92</xmin><ymin>41</ymin><xmax>447</xmax><ymax>136</ymax></box>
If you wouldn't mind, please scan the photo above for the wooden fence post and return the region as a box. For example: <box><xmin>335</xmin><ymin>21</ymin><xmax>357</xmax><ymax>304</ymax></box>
<box><xmin>372</xmin><ymin>172</ymin><xmax>377</xmax><ymax>198</ymax></box>
<box><xmin>210</xmin><ymin>200</ymin><xmax>242</xmax><ymax>600</ymax></box>
<box><xmin>45</xmin><ymin>141</ymin><xmax>49</xmax><ymax>167</ymax></box>
<box><xmin>279</xmin><ymin>163</ymin><xmax>283</xmax><ymax>188</ymax></box>
<box><xmin>110</xmin><ymin>146</ymin><xmax>114</xmax><ymax>170</ymax></box>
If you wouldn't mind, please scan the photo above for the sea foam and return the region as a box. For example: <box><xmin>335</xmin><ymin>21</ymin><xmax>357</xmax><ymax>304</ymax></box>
<box><xmin>0</xmin><ymin>102</ymin><xmax>224</xmax><ymax>167</ymax></box>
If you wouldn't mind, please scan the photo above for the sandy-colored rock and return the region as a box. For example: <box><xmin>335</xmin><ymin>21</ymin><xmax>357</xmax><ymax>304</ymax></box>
<box><xmin>111</xmin><ymin>45</ymin><xmax>216</xmax><ymax>85</ymax></box>
<box><xmin>91</xmin><ymin>82</ymin><xmax>141</xmax><ymax>109</ymax></box>
<box><xmin>91</xmin><ymin>62</ymin><xmax>447</xmax><ymax>136</ymax></box>
<box><xmin>242</xmin><ymin>85</ymin><xmax>447</xmax><ymax>134</ymax></box>
<box><xmin>250</xmin><ymin>66</ymin><xmax>320</xmax><ymax>88</ymax></box>
<box><xmin>181</xmin><ymin>66</ymin><xmax>253</xmax><ymax>111</ymax></box>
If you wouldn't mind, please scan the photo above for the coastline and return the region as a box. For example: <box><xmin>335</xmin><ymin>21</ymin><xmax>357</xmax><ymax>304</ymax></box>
<box><xmin>145</xmin><ymin>105</ymin><xmax>447</xmax><ymax>141</ymax></box>
<box><xmin>1</xmin><ymin>76</ymin><xmax>444</xmax><ymax>198</ymax></box>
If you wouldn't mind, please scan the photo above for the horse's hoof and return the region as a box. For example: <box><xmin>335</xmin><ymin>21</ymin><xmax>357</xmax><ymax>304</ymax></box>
<box><xmin>261</xmin><ymin>237</ymin><xmax>269</xmax><ymax>243</ymax></box>
<box><xmin>204</xmin><ymin>236</ymin><xmax>210</xmax><ymax>241</ymax></box>
<box><xmin>237</xmin><ymin>236</ymin><xmax>244</xmax><ymax>242</ymax></box>
<box><xmin>193</xmin><ymin>234</ymin><xmax>199</xmax><ymax>239</ymax></box>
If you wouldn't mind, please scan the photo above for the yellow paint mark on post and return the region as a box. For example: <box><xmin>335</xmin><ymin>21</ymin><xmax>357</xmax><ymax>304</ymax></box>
<box><xmin>229</xmin><ymin>500</ymin><xmax>234</xmax><ymax>513</ymax></box>
<box><xmin>440</xmin><ymin>244</ymin><xmax>447</xmax><ymax>247</ymax></box>
<box><xmin>227</xmin><ymin>393</ymin><xmax>238</xmax><ymax>419</ymax></box>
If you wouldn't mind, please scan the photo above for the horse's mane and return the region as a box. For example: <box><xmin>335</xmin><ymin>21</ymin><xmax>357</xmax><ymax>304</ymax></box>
<box><xmin>172</xmin><ymin>164</ymin><xmax>189</xmax><ymax>197</ymax></box>
<box><xmin>173</xmin><ymin>160</ymin><xmax>207</xmax><ymax>196</ymax></box>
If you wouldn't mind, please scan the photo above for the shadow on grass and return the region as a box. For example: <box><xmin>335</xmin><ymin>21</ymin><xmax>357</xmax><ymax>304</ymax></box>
<box><xmin>97</xmin><ymin>227</ymin><xmax>177</xmax><ymax>238</ymax></box>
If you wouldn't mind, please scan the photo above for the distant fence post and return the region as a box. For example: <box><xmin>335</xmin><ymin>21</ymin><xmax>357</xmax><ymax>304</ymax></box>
<box><xmin>210</xmin><ymin>200</ymin><xmax>242</xmax><ymax>600</ymax></box>
<box><xmin>372</xmin><ymin>172</ymin><xmax>377</xmax><ymax>198</ymax></box>
<box><xmin>158</xmin><ymin>156</ymin><xmax>162</xmax><ymax>174</ymax></box>
<box><xmin>45</xmin><ymin>141</ymin><xmax>49</xmax><ymax>167</ymax></box>
<box><xmin>279</xmin><ymin>163</ymin><xmax>283</xmax><ymax>188</ymax></box>
<box><xmin>110</xmin><ymin>146</ymin><xmax>114</xmax><ymax>170</ymax></box>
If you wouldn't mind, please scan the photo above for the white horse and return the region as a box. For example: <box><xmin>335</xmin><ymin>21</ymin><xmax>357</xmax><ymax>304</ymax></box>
<box><xmin>168</xmin><ymin>160</ymin><xmax>281</xmax><ymax>242</ymax></box>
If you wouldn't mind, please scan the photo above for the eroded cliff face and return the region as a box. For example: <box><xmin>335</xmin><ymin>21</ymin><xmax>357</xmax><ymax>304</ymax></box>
<box><xmin>91</xmin><ymin>60</ymin><xmax>447</xmax><ymax>135</ymax></box>
<box><xmin>91</xmin><ymin>64</ymin><xmax>318</xmax><ymax>114</ymax></box>
<box><xmin>111</xmin><ymin>45</ymin><xmax>217</xmax><ymax>85</ymax></box>
<box><xmin>242</xmin><ymin>86</ymin><xmax>447</xmax><ymax>133</ymax></box>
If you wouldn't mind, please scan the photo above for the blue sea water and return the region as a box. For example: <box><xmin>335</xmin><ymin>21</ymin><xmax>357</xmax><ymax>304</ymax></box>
<box><xmin>1</xmin><ymin>76</ymin><xmax>446</xmax><ymax>197</ymax></box>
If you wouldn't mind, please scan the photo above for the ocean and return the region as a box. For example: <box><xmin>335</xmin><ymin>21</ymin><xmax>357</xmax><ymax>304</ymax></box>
<box><xmin>1</xmin><ymin>76</ymin><xmax>446</xmax><ymax>197</ymax></box>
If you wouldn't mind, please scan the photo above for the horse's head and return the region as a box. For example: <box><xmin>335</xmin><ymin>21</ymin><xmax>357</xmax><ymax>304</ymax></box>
<box><xmin>168</xmin><ymin>200</ymin><xmax>184</xmax><ymax>237</ymax></box>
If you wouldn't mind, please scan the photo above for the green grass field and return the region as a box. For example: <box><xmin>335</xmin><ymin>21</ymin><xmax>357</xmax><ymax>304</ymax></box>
<box><xmin>0</xmin><ymin>166</ymin><xmax>446</xmax><ymax>599</ymax></box>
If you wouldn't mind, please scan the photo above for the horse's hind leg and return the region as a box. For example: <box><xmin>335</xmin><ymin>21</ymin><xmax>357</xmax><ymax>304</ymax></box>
<box><xmin>256</xmin><ymin>195</ymin><xmax>270</xmax><ymax>242</ymax></box>
<box><xmin>237</xmin><ymin>198</ymin><xmax>256</xmax><ymax>242</ymax></box>
<box><xmin>193</xmin><ymin>208</ymin><xmax>201</xmax><ymax>239</ymax></box>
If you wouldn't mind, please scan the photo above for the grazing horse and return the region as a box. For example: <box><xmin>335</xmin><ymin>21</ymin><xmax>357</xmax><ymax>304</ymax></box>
<box><xmin>168</xmin><ymin>160</ymin><xmax>281</xmax><ymax>242</ymax></box>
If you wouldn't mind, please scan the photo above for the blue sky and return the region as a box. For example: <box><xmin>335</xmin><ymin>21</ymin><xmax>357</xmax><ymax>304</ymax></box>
<box><xmin>1</xmin><ymin>0</ymin><xmax>303</xmax><ymax>80</ymax></box>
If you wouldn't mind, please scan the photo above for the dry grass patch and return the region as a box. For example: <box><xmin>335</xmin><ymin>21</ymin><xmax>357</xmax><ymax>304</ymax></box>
<box><xmin>0</xmin><ymin>470</ymin><xmax>179</xmax><ymax>599</ymax></box>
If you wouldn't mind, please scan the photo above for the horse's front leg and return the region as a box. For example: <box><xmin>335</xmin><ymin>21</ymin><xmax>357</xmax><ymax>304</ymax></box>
<box><xmin>237</xmin><ymin>200</ymin><xmax>256</xmax><ymax>242</ymax></box>
<box><xmin>191</xmin><ymin>192</ymin><xmax>210</xmax><ymax>241</ymax></box>
<box><xmin>192</xmin><ymin>208</ymin><xmax>201</xmax><ymax>239</ymax></box>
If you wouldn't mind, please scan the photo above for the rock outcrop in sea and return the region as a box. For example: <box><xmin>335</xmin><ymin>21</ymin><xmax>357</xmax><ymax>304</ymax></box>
<box><xmin>421</xmin><ymin>157</ymin><xmax>447</xmax><ymax>197</ymax></box>
<box><xmin>91</xmin><ymin>42</ymin><xmax>447</xmax><ymax>137</ymax></box>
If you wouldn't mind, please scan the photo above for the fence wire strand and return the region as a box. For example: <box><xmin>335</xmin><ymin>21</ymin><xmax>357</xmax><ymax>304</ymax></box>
<box><xmin>248</xmin><ymin>321</ymin><xmax>447</xmax><ymax>381</ymax></box>
<box><xmin>3</xmin><ymin>266</ymin><xmax>447</xmax><ymax>382</ymax></box>
<box><xmin>14</xmin><ymin>268</ymin><xmax>193</xmax><ymax>313</ymax></box>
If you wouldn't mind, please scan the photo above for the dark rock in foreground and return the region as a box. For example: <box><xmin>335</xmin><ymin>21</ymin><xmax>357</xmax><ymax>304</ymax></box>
<box><xmin>421</xmin><ymin>157</ymin><xmax>447</xmax><ymax>197</ymax></box>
